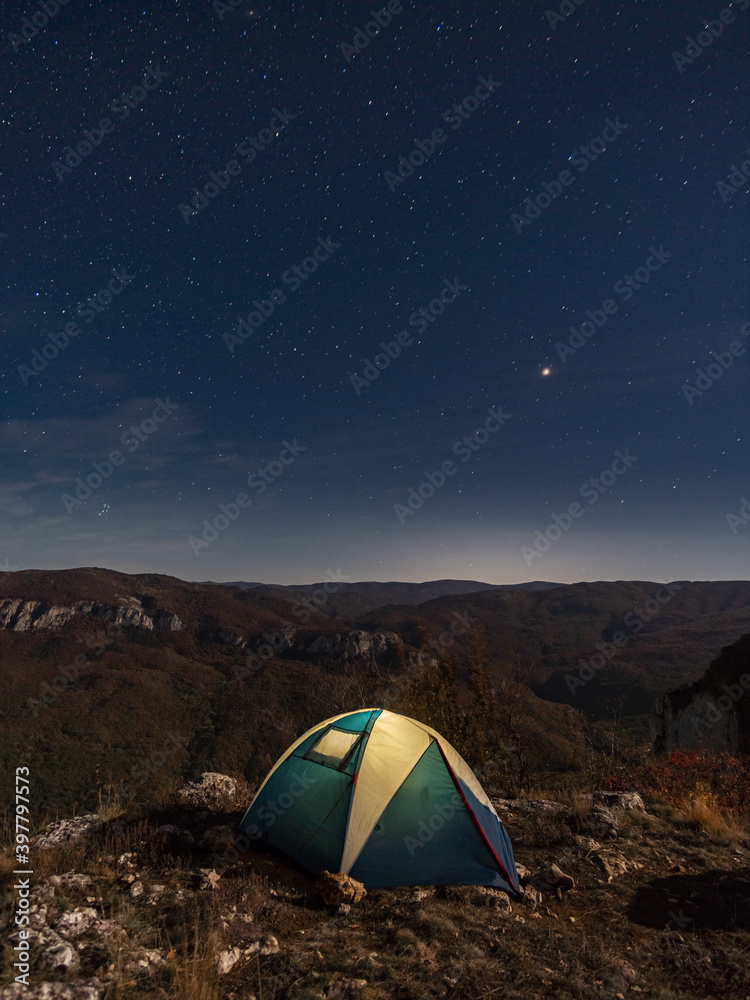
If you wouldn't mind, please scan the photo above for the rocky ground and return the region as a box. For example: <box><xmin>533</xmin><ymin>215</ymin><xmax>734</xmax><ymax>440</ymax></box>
<box><xmin>2</xmin><ymin>775</ymin><xmax>749</xmax><ymax>1000</ymax></box>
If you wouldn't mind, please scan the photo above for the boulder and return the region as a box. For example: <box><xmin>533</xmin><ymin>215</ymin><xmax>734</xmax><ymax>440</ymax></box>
<box><xmin>588</xmin><ymin>805</ymin><xmax>619</xmax><ymax>839</ymax></box>
<box><xmin>35</xmin><ymin>816</ymin><xmax>101</xmax><ymax>850</ymax></box>
<box><xmin>37</xmin><ymin>927</ymin><xmax>80</xmax><ymax>972</ymax></box>
<box><xmin>315</xmin><ymin>871</ymin><xmax>367</xmax><ymax>906</ymax></box>
<box><xmin>594</xmin><ymin>791</ymin><xmax>646</xmax><ymax>811</ymax></box>
<box><xmin>176</xmin><ymin>772</ymin><xmax>238</xmax><ymax>813</ymax></box>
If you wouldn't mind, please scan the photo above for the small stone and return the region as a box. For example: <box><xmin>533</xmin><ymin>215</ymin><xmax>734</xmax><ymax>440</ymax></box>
<box><xmin>217</xmin><ymin>947</ymin><xmax>242</xmax><ymax>975</ymax></box>
<box><xmin>55</xmin><ymin>908</ymin><xmax>99</xmax><ymax>940</ymax></box>
<box><xmin>129</xmin><ymin>881</ymin><xmax>144</xmax><ymax>898</ymax></box>
<box><xmin>245</xmin><ymin>935</ymin><xmax>279</xmax><ymax>957</ymax></box>
<box><xmin>595</xmin><ymin>852</ymin><xmax>629</xmax><ymax>880</ymax></box>
<box><xmin>315</xmin><ymin>871</ymin><xmax>367</xmax><ymax>906</ymax></box>
<box><xmin>125</xmin><ymin>948</ymin><xmax>167</xmax><ymax>974</ymax></box>
<box><xmin>520</xmin><ymin>885</ymin><xmax>542</xmax><ymax>910</ymax></box>
<box><xmin>197</xmin><ymin>868</ymin><xmax>222</xmax><ymax>890</ymax></box>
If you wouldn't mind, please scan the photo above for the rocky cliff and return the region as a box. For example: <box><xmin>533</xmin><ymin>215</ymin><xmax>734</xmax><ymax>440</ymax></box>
<box><xmin>0</xmin><ymin>598</ymin><xmax>183</xmax><ymax>633</ymax></box>
<box><xmin>652</xmin><ymin>632</ymin><xmax>750</xmax><ymax>754</ymax></box>
<box><xmin>216</xmin><ymin>625</ymin><xmax>402</xmax><ymax>664</ymax></box>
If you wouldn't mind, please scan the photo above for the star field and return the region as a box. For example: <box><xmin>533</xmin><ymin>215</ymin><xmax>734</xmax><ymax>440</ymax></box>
<box><xmin>1</xmin><ymin>0</ymin><xmax>748</xmax><ymax>584</ymax></box>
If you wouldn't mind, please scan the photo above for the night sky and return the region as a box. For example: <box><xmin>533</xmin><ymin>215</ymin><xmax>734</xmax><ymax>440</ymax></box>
<box><xmin>2</xmin><ymin>0</ymin><xmax>748</xmax><ymax>585</ymax></box>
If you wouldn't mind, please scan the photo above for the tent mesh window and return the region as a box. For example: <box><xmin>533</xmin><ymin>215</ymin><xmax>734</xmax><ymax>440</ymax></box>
<box><xmin>304</xmin><ymin>726</ymin><xmax>363</xmax><ymax>770</ymax></box>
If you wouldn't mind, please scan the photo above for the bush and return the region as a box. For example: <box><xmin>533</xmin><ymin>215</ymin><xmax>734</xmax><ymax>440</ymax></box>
<box><xmin>602</xmin><ymin>750</ymin><xmax>750</xmax><ymax>812</ymax></box>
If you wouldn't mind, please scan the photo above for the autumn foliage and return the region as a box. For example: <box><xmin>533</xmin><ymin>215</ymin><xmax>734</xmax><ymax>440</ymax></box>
<box><xmin>602</xmin><ymin>749</ymin><xmax>750</xmax><ymax>812</ymax></box>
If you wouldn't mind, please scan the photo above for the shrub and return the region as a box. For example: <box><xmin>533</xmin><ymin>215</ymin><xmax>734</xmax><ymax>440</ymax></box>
<box><xmin>602</xmin><ymin>749</ymin><xmax>750</xmax><ymax>812</ymax></box>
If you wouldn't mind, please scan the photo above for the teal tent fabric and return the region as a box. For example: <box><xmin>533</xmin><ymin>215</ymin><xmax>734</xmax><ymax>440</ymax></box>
<box><xmin>237</xmin><ymin>709</ymin><xmax>520</xmax><ymax>894</ymax></box>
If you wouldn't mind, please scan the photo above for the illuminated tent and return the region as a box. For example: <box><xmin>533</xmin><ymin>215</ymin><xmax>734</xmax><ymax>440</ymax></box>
<box><xmin>236</xmin><ymin>708</ymin><xmax>519</xmax><ymax>893</ymax></box>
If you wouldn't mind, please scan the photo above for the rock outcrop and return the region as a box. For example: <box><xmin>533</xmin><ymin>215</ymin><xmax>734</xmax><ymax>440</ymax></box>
<box><xmin>175</xmin><ymin>773</ymin><xmax>238</xmax><ymax>813</ymax></box>
<box><xmin>0</xmin><ymin>599</ymin><xmax>183</xmax><ymax>633</ymax></box>
<box><xmin>304</xmin><ymin>630</ymin><xmax>401</xmax><ymax>663</ymax></box>
<box><xmin>226</xmin><ymin>627</ymin><xmax>402</xmax><ymax>664</ymax></box>
<box><xmin>652</xmin><ymin>631</ymin><xmax>750</xmax><ymax>754</ymax></box>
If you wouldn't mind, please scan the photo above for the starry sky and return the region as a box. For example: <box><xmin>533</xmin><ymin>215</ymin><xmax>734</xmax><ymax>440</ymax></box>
<box><xmin>1</xmin><ymin>0</ymin><xmax>748</xmax><ymax>586</ymax></box>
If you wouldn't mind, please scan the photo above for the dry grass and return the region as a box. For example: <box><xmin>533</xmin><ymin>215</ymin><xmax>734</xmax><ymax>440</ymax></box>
<box><xmin>675</xmin><ymin>786</ymin><xmax>749</xmax><ymax>844</ymax></box>
<box><xmin>168</xmin><ymin>917</ymin><xmax>222</xmax><ymax>1000</ymax></box>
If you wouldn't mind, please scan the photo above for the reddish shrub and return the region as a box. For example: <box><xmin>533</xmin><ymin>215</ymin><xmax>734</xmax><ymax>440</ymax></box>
<box><xmin>602</xmin><ymin>750</ymin><xmax>750</xmax><ymax>812</ymax></box>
